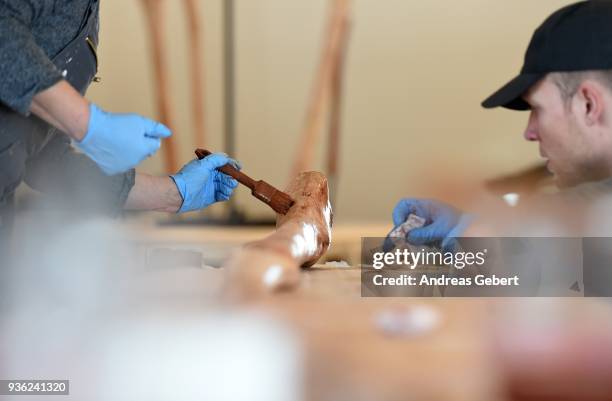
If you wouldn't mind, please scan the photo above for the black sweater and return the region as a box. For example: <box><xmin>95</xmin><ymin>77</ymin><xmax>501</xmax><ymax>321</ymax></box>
<box><xmin>0</xmin><ymin>0</ymin><xmax>92</xmax><ymax>114</ymax></box>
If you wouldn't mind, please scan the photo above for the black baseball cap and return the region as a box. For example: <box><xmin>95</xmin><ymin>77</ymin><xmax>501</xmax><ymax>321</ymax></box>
<box><xmin>482</xmin><ymin>1</ymin><xmax>612</xmax><ymax>111</ymax></box>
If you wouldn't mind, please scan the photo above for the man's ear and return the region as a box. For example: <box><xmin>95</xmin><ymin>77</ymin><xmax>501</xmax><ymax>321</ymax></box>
<box><xmin>576</xmin><ymin>81</ymin><xmax>605</xmax><ymax>126</ymax></box>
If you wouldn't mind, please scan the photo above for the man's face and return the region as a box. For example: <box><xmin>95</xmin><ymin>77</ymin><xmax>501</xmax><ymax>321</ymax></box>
<box><xmin>522</xmin><ymin>77</ymin><xmax>607</xmax><ymax>187</ymax></box>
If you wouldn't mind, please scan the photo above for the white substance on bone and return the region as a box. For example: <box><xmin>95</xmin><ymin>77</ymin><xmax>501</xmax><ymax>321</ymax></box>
<box><xmin>502</xmin><ymin>192</ymin><xmax>520</xmax><ymax>207</ymax></box>
<box><xmin>290</xmin><ymin>223</ymin><xmax>319</xmax><ymax>259</ymax></box>
<box><xmin>323</xmin><ymin>200</ymin><xmax>333</xmax><ymax>242</ymax></box>
<box><xmin>374</xmin><ymin>305</ymin><xmax>441</xmax><ymax>336</ymax></box>
<box><xmin>262</xmin><ymin>264</ymin><xmax>284</xmax><ymax>288</ymax></box>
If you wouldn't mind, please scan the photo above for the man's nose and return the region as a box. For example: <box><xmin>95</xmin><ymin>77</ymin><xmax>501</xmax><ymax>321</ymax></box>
<box><xmin>523</xmin><ymin>112</ymin><xmax>539</xmax><ymax>141</ymax></box>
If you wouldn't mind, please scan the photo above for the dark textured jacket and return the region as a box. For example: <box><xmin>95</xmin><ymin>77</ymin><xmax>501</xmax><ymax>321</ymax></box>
<box><xmin>0</xmin><ymin>0</ymin><xmax>135</xmax><ymax>217</ymax></box>
<box><xmin>0</xmin><ymin>0</ymin><xmax>94</xmax><ymax>114</ymax></box>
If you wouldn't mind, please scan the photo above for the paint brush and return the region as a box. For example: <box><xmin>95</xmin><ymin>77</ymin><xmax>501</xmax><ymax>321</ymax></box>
<box><xmin>195</xmin><ymin>149</ymin><xmax>295</xmax><ymax>215</ymax></box>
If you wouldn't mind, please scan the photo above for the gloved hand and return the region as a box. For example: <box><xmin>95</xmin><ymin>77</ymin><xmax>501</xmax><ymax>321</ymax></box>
<box><xmin>390</xmin><ymin>198</ymin><xmax>472</xmax><ymax>252</ymax></box>
<box><xmin>170</xmin><ymin>153</ymin><xmax>240</xmax><ymax>213</ymax></box>
<box><xmin>77</xmin><ymin>103</ymin><xmax>172</xmax><ymax>175</ymax></box>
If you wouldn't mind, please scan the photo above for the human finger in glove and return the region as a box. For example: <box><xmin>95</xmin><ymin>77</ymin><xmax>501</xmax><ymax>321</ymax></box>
<box><xmin>170</xmin><ymin>152</ymin><xmax>240</xmax><ymax>213</ymax></box>
<box><xmin>389</xmin><ymin>198</ymin><xmax>472</xmax><ymax>252</ymax></box>
<box><xmin>76</xmin><ymin>103</ymin><xmax>172</xmax><ymax>175</ymax></box>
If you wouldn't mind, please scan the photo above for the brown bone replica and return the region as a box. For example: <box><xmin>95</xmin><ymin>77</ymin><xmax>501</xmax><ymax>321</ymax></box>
<box><xmin>223</xmin><ymin>172</ymin><xmax>333</xmax><ymax>298</ymax></box>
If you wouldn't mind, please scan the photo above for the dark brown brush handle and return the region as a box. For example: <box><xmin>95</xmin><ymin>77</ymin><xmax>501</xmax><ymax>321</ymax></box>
<box><xmin>195</xmin><ymin>149</ymin><xmax>256</xmax><ymax>189</ymax></box>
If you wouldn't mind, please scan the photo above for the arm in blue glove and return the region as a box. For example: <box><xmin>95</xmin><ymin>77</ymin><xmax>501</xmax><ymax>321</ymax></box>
<box><xmin>30</xmin><ymin>81</ymin><xmax>170</xmax><ymax>175</ymax></box>
<box><xmin>170</xmin><ymin>153</ymin><xmax>240</xmax><ymax>213</ymax></box>
<box><xmin>123</xmin><ymin>153</ymin><xmax>240</xmax><ymax>213</ymax></box>
<box><xmin>390</xmin><ymin>198</ymin><xmax>472</xmax><ymax>252</ymax></box>
<box><xmin>77</xmin><ymin>103</ymin><xmax>171</xmax><ymax>175</ymax></box>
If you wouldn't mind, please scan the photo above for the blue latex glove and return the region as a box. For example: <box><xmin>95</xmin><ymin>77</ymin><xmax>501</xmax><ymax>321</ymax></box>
<box><xmin>170</xmin><ymin>153</ymin><xmax>240</xmax><ymax>213</ymax></box>
<box><xmin>77</xmin><ymin>103</ymin><xmax>171</xmax><ymax>175</ymax></box>
<box><xmin>390</xmin><ymin>199</ymin><xmax>472</xmax><ymax>252</ymax></box>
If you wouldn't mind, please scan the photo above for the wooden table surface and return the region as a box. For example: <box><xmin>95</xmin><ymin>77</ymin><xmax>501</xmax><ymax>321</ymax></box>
<box><xmin>261</xmin><ymin>265</ymin><xmax>502</xmax><ymax>401</ymax></box>
<box><xmin>120</xmin><ymin>217</ymin><xmax>609</xmax><ymax>401</ymax></box>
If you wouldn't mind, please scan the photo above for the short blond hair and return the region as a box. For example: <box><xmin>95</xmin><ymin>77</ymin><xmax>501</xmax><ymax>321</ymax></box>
<box><xmin>550</xmin><ymin>70</ymin><xmax>612</xmax><ymax>101</ymax></box>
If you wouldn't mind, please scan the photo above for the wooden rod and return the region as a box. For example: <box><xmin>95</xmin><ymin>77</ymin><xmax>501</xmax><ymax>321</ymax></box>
<box><xmin>183</xmin><ymin>0</ymin><xmax>207</xmax><ymax>149</ymax></box>
<box><xmin>288</xmin><ymin>0</ymin><xmax>351</xmax><ymax>182</ymax></box>
<box><xmin>140</xmin><ymin>0</ymin><xmax>179</xmax><ymax>173</ymax></box>
<box><xmin>326</xmin><ymin>16</ymin><xmax>352</xmax><ymax>207</ymax></box>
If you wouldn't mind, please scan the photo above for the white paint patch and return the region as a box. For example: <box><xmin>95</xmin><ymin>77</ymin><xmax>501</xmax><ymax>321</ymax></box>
<box><xmin>374</xmin><ymin>305</ymin><xmax>441</xmax><ymax>336</ymax></box>
<box><xmin>61</xmin><ymin>69</ymin><xmax>68</xmax><ymax>77</ymax></box>
<box><xmin>502</xmin><ymin>192</ymin><xmax>520</xmax><ymax>207</ymax></box>
<box><xmin>290</xmin><ymin>223</ymin><xmax>318</xmax><ymax>259</ymax></box>
<box><xmin>262</xmin><ymin>264</ymin><xmax>284</xmax><ymax>288</ymax></box>
<box><xmin>323</xmin><ymin>200</ymin><xmax>333</xmax><ymax>241</ymax></box>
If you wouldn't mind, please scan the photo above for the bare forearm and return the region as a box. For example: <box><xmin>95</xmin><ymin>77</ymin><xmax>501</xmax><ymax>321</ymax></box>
<box><xmin>124</xmin><ymin>173</ymin><xmax>182</xmax><ymax>212</ymax></box>
<box><xmin>30</xmin><ymin>80</ymin><xmax>90</xmax><ymax>140</ymax></box>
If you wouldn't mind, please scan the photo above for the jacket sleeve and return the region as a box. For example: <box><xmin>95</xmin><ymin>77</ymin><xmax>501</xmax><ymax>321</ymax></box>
<box><xmin>23</xmin><ymin>131</ymin><xmax>136</xmax><ymax>217</ymax></box>
<box><xmin>0</xmin><ymin>0</ymin><xmax>63</xmax><ymax>115</ymax></box>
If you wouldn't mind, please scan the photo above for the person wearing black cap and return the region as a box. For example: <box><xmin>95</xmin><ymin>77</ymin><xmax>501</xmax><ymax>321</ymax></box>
<box><xmin>390</xmin><ymin>0</ymin><xmax>612</xmax><ymax>250</ymax></box>
<box><xmin>387</xmin><ymin>3</ymin><xmax>612</xmax><ymax>399</ymax></box>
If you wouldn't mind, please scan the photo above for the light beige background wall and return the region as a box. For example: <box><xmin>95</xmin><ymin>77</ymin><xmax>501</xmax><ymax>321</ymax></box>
<box><xmin>88</xmin><ymin>0</ymin><xmax>576</xmax><ymax>223</ymax></box>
